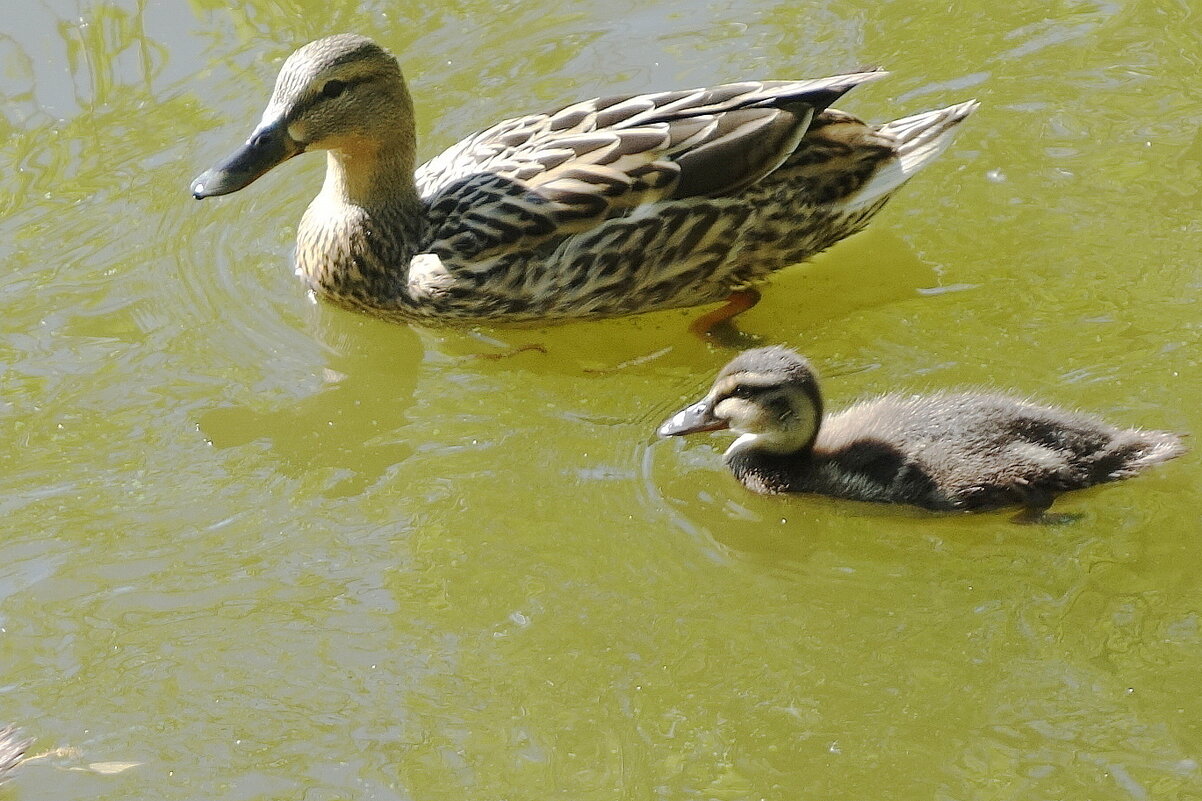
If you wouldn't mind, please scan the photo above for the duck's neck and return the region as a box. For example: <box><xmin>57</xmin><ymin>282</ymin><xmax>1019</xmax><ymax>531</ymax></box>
<box><xmin>298</xmin><ymin>136</ymin><xmax>425</xmax><ymax>312</ymax></box>
<box><xmin>319</xmin><ymin>138</ymin><xmax>419</xmax><ymax>212</ymax></box>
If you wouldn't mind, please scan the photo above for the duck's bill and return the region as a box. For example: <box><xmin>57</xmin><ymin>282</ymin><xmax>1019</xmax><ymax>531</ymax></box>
<box><xmin>657</xmin><ymin>399</ymin><xmax>728</xmax><ymax>437</ymax></box>
<box><xmin>191</xmin><ymin>120</ymin><xmax>302</xmax><ymax>199</ymax></box>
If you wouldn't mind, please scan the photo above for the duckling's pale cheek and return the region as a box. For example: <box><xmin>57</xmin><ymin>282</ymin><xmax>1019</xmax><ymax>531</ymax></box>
<box><xmin>716</xmin><ymin>398</ymin><xmax>758</xmax><ymax>430</ymax></box>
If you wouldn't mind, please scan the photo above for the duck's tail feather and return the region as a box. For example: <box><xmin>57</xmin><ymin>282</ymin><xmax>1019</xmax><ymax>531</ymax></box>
<box><xmin>845</xmin><ymin>99</ymin><xmax>979</xmax><ymax>207</ymax></box>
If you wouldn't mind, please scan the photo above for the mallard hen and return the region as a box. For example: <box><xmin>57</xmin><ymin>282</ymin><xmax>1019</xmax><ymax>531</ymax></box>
<box><xmin>192</xmin><ymin>34</ymin><xmax>976</xmax><ymax>325</ymax></box>
<box><xmin>659</xmin><ymin>347</ymin><xmax>1184</xmax><ymax>513</ymax></box>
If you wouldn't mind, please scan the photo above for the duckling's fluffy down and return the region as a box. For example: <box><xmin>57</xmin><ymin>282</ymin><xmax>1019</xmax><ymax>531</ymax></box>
<box><xmin>794</xmin><ymin>391</ymin><xmax>1183</xmax><ymax>509</ymax></box>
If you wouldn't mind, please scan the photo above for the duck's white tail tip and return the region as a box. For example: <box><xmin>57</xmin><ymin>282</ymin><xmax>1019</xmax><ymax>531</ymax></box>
<box><xmin>847</xmin><ymin>99</ymin><xmax>979</xmax><ymax>207</ymax></box>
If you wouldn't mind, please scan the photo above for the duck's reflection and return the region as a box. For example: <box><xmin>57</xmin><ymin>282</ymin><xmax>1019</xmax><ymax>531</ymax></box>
<box><xmin>197</xmin><ymin>314</ymin><xmax>424</xmax><ymax>498</ymax></box>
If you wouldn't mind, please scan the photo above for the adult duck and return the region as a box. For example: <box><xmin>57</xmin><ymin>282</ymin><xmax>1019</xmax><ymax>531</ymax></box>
<box><xmin>193</xmin><ymin>34</ymin><xmax>976</xmax><ymax>329</ymax></box>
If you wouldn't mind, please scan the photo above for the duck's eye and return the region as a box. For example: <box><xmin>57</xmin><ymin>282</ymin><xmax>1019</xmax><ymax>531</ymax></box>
<box><xmin>321</xmin><ymin>79</ymin><xmax>348</xmax><ymax>99</ymax></box>
<box><xmin>729</xmin><ymin>386</ymin><xmax>755</xmax><ymax>400</ymax></box>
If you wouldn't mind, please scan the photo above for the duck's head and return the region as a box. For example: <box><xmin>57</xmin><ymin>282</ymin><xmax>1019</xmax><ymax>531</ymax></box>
<box><xmin>658</xmin><ymin>347</ymin><xmax>824</xmax><ymax>455</ymax></box>
<box><xmin>192</xmin><ymin>34</ymin><xmax>413</xmax><ymax>199</ymax></box>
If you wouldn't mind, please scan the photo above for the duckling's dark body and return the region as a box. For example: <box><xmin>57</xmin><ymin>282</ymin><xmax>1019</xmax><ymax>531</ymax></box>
<box><xmin>729</xmin><ymin>390</ymin><xmax>1181</xmax><ymax>509</ymax></box>
<box><xmin>659</xmin><ymin>348</ymin><xmax>1184</xmax><ymax>513</ymax></box>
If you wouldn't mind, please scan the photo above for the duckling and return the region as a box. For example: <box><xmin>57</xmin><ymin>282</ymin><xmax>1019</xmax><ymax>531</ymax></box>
<box><xmin>192</xmin><ymin>34</ymin><xmax>976</xmax><ymax>329</ymax></box>
<box><xmin>0</xmin><ymin>725</ymin><xmax>28</xmax><ymax>783</ymax></box>
<box><xmin>658</xmin><ymin>347</ymin><xmax>1184</xmax><ymax>514</ymax></box>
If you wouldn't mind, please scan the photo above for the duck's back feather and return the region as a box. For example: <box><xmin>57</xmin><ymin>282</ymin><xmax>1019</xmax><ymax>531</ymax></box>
<box><xmin>415</xmin><ymin>74</ymin><xmax>885</xmax><ymax>196</ymax></box>
<box><xmin>413</xmin><ymin>74</ymin><xmax>887</xmax><ymax>263</ymax></box>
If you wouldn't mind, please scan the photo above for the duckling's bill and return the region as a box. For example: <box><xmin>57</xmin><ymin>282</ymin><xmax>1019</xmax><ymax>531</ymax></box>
<box><xmin>658</xmin><ymin>398</ymin><xmax>728</xmax><ymax>437</ymax></box>
<box><xmin>192</xmin><ymin>119</ymin><xmax>303</xmax><ymax>199</ymax></box>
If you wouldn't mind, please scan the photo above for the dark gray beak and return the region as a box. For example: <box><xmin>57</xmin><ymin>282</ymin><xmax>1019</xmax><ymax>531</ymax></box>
<box><xmin>657</xmin><ymin>398</ymin><xmax>728</xmax><ymax>437</ymax></box>
<box><xmin>191</xmin><ymin>119</ymin><xmax>302</xmax><ymax>199</ymax></box>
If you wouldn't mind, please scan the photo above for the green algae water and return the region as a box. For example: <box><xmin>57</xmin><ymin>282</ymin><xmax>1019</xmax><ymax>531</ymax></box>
<box><xmin>1</xmin><ymin>1</ymin><xmax>1199</xmax><ymax>798</ymax></box>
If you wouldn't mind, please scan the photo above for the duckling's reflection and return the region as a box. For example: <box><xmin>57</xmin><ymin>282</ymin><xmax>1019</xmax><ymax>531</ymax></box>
<box><xmin>644</xmin><ymin>436</ymin><xmax>942</xmax><ymax>573</ymax></box>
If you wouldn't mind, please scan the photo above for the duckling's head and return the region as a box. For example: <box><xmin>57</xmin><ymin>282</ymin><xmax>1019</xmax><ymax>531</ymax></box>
<box><xmin>658</xmin><ymin>347</ymin><xmax>824</xmax><ymax>455</ymax></box>
<box><xmin>193</xmin><ymin>34</ymin><xmax>413</xmax><ymax>199</ymax></box>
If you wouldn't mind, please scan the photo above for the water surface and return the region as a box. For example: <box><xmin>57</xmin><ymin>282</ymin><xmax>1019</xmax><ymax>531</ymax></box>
<box><xmin>1</xmin><ymin>1</ymin><xmax>1200</xmax><ymax>799</ymax></box>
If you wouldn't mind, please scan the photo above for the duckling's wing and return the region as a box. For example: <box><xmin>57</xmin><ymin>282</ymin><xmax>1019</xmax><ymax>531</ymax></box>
<box><xmin>415</xmin><ymin>73</ymin><xmax>884</xmax><ymax>260</ymax></box>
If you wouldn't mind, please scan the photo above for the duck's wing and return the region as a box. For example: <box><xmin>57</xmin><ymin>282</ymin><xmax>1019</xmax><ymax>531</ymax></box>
<box><xmin>414</xmin><ymin>72</ymin><xmax>885</xmax><ymax>261</ymax></box>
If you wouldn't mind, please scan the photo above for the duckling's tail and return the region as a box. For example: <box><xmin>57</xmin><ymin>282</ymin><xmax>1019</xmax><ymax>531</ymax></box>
<box><xmin>1105</xmin><ymin>428</ymin><xmax>1187</xmax><ymax>479</ymax></box>
<box><xmin>0</xmin><ymin>725</ymin><xmax>29</xmax><ymax>783</ymax></box>
<box><xmin>847</xmin><ymin>99</ymin><xmax>979</xmax><ymax>207</ymax></box>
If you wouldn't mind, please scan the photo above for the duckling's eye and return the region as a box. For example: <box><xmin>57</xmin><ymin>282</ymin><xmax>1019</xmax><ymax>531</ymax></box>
<box><xmin>321</xmin><ymin>79</ymin><xmax>348</xmax><ymax>99</ymax></box>
<box><xmin>729</xmin><ymin>385</ymin><xmax>755</xmax><ymax>400</ymax></box>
